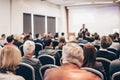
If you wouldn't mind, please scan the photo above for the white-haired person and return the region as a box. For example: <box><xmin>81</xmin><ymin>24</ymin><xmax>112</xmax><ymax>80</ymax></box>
<box><xmin>0</xmin><ymin>46</ymin><xmax>25</xmax><ymax>80</ymax></box>
<box><xmin>21</xmin><ymin>40</ymin><xmax>42</xmax><ymax>80</ymax></box>
<box><xmin>44</xmin><ymin>42</ymin><xmax>102</xmax><ymax>80</ymax></box>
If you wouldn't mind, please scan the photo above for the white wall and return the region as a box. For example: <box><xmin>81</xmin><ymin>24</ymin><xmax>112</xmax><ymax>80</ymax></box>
<box><xmin>11</xmin><ymin>0</ymin><xmax>61</xmax><ymax>35</ymax></box>
<box><xmin>0</xmin><ymin>0</ymin><xmax>64</xmax><ymax>35</ymax></box>
<box><xmin>0</xmin><ymin>0</ymin><xmax>10</xmax><ymax>35</ymax></box>
<box><xmin>68</xmin><ymin>4</ymin><xmax>120</xmax><ymax>36</ymax></box>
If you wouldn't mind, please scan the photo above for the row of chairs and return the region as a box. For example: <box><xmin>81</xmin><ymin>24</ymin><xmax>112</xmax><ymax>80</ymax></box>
<box><xmin>16</xmin><ymin>56</ymin><xmax>120</xmax><ymax>80</ymax></box>
<box><xmin>16</xmin><ymin>63</ymin><xmax>58</xmax><ymax>80</ymax></box>
<box><xmin>96</xmin><ymin>57</ymin><xmax>120</xmax><ymax>80</ymax></box>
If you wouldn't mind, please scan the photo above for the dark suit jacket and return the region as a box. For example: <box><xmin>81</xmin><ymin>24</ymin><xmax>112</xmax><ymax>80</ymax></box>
<box><xmin>34</xmin><ymin>39</ymin><xmax>43</xmax><ymax>45</ymax></box>
<box><xmin>22</xmin><ymin>56</ymin><xmax>42</xmax><ymax>80</ymax></box>
<box><xmin>97</xmin><ymin>50</ymin><xmax>117</xmax><ymax>61</ymax></box>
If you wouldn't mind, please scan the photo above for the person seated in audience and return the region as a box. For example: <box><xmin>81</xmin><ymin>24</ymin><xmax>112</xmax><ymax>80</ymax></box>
<box><xmin>0</xmin><ymin>46</ymin><xmax>24</xmax><ymax>80</ymax></box>
<box><xmin>113</xmin><ymin>32</ymin><xmax>119</xmax><ymax>42</ymax></box>
<box><xmin>109</xmin><ymin>33</ymin><xmax>120</xmax><ymax>50</ymax></box>
<box><xmin>39</xmin><ymin>38</ymin><xmax>59</xmax><ymax>55</ymax></box>
<box><xmin>82</xmin><ymin>43</ymin><xmax>106</xmax><ymax>80</ymax></box>
<box><xmin>55</xmin><ymin>37</ymin><xmax>66</xmax><ymax>50</ymax></box>
<box><xmin>0</xmin><ymin>34</ymin><xmax>7</xmax><ymax>47</ymax></box>
<box><xmin>38</xmin><ymin>38</ymin><xmax>61</xmax><ymax>65</ymax></box>
<box><xmin>109</xmin><ymin>57</ymin><xmax>120</xmax><ymax>78</ymax></box>
<box><xmin>84</xmin><ymin>32</ymin><xmax>94</xmax><ymax>42</ymax></box>
<box><xmin>43</xmin><ymin>33</ymin><xmax>51</xmax><ymax>40</ymax></box>
<box><xmin>23</xmin><ymin>34</ymin><xmax>33</xmax><ymax>42</ymax></box>
<box><xmin>61</xmin><ymin>32</ymin><xmax>65</xmax><ymax>37</ymax></box>
<box><xmin>76</xmin><ymin>32</ymin><xmax>88</xmax><ymax>44</ymax></box>
<box><xmin>13</xmin><ymin>34</ymin><xmax>23</xmax><ymax>48</ymax></box>
<box><xmin>92</xmin><ymin>33</ymin><xmax>100</xmax><ymax>46</ymax></box>
<box><xmin>19</xmin><ymin>35</ymin><xmax>25</xmax><ymax>44</ymax></box>
<box><xmin>5</xmin><ymin>35</ymin><xmax>15</xmax><ymax>46</ymax></box>
<box><xmin>53</xmin><ymin>32</ymin><xmax>59</xmax><ymax>40</ymax></box>
<box><xmin>22</xmin><ymin>40</ymin><xmax>42</xmax><ymax>80</ymax></box>
<box><xmin>44</xmin><ymin>42</ymin><xmax>102</xmax><ymax>80</ymax></box>
<box><xmin>34</xmin><ymin>33</ymin><xmax>43</xmax><ymax>45</ymax></box>
<box><xmin>97</xmin><ymin>36</ymin><xmax>117</xmax><ymax>61</ymax></box>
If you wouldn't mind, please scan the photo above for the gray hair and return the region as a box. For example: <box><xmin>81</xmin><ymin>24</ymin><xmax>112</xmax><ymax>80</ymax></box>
<box><xmin>23</xmin><ymin>40</ymin><xmax>35</xmax><ymax>55</ymax></box>
<box><xmin>62</xmin><ymin>43</ymin><xmax>84</xmax><ymax>68</ymax></box>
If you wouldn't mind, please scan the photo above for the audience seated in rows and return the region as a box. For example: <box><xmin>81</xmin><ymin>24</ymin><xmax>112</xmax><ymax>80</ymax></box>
<box><xmin>21</xmin><ymin>40</ymin><xmax>42</xmax><ymax>80</ymax></box>
<box><xmin>34</xmin><ymin>33</ymin><xmax>43</xmax><ymax>45</ymax></box>
<box><xmin>44</xmin><ymin>42</ymin><xmax>102</xmax><ymax>80</ymax></box>
<box><xmin>0</xmin><ymin>45</ymin><xmax>24</xmax><ymax>80</ymax></box>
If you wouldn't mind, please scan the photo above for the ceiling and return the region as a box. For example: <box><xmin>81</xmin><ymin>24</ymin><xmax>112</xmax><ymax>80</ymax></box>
<box><xmin>45</xmin><ymin>0</ymin><xmax>120</xmax><ymax>6</ymax></box>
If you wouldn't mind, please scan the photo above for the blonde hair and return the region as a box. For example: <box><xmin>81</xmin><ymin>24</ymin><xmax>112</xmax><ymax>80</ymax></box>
<box><xmin>23</xmin><ymin>40</ymin><xmax>35</xmax><ymax>55</ymax></box>
<box><xmin>0</xmin><ymin>46</ymin><xmax>21</xmax><ymax>72</ymax></box>
<box><xmin>62</xmin><ymin>43</ymin><xmax>84</xmax><ymax>68</ymax></box>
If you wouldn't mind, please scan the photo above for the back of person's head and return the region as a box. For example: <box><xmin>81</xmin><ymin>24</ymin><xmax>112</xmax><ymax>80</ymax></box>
<box><xmin>6</xmin><ymin>35</ymin><xmax>14</xmax><ymax>43</ymax></box>
<box><xmin>44</xmin><ymin>39</ymin><xmax>52</xmax><ymax>47</ymax></box>
<box><xmin>100</xmin><ymin>36</ymin><xmax>112</xmax><ymax>49</ymax></box>
<box><xmin>62</xmin><ymin>43</ymin><xmax>84</xmax><ymax>68</ymax></box>
<box><xmin>1</xmin><ymin>34</ymin><xmax>6</xmax><ymax>38</ymax></box>
<box><xmin>94</xmin><ymin>34</ymin><xmax>100</xmax><ymax>40</ymax></box>
<box><xmin>23</xmin><ymin>40</ymin><xmax>35</xmax><ymax>55</ymax></box>
<box><xmin>59</xmin><ymin>37</ymin><xmax>66</xmax><ymax>43</ymax></box>
<box><xmin>54</xmin><ymin>32</ymin><xmax>59</xmax><ymax>39</ymax></box>
<box><xmin>114</xmin><ymin>32</ymin><xmax>119</xmax><ymax>38</ymax></box>
<box><xmin>35</xmin><ymin>34</ymin><xmax>39</xmax><ymax>38</ymax></box>
<box><xmin>61</xmin><ymin>32</ymin><xmax>64</xmax><ymax>36</ymax></box>
<box><xmin>0</xmin><ymin>46</ymin><xmax>21</xmax><ymax>72</ymax></box>
<box><xmin>13</xmin><ymin>34</ymin><xmax>20</xmax><ymax>41</ymax></box>
<box><xmin>69</xmin><ymin>35</ymin><xmax>77</xmax><ymax>43</ymax></box>
<box><xmin>82</xmin><ymin>43</ymin><xmax>96</xmax><ymax>67</ymax></box>
<box><xmin>85</xmin><ymin>32</ymin><xmax>90</xmax><ymax>37</ymax></box>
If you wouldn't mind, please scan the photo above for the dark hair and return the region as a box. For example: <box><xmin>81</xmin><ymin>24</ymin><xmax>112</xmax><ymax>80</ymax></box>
<box><xmin>1</xmin><ymin>34</ymin><xmax>6</xmax><ymax>37</ymax></box>
<box><xmin>82</xmin><ymin>43</ymin><xmax>96</xmax><ymax>68</ymax></box>
<box><xmin>44</xmin><ymin>39</ymin><xmax>52</xmax><ymax>47</ymax></box>
<box><xmin>24</xmin><ymin>35</ymin><xmax>31</xmax><ymax>41</ymax></box>
<box><xmin>61</xmin><ymin>32</ymin><xmax>64</xmax><ymax>36</ymax></box>
<box><xmin>6</xmin><ymin>35</ymin><xmax>14</xmax><ymax>43</ymax></box>
<box><xmin>94</xmin><ymin>35</ymin><xmax>100</xmax><ymax>40</ymax></box>
<box><xmin>35</xmin><ymin>34</ymin><xmax>39</xmax><ymax>38</ymax></box>
<box><xmin>59</xmin><ymin>37</ymin><xmax>66</xmax><ymax>43</ymax></box>
<box><xmin>54</xmin><ymin>33</ymin><xmax>59</xmax><ymax>39</ymax></box>
<box><xmin>78</xmin><ymin>32</ymin><xmax>82</xmax><ymax>38</ymax></box>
